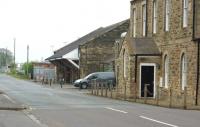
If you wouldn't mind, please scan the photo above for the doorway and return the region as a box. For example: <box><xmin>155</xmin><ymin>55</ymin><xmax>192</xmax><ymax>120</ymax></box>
<box><xmin>140</xmin><ymin>63</ymin><xmax>156</xmax><ymax>98</ymax></box>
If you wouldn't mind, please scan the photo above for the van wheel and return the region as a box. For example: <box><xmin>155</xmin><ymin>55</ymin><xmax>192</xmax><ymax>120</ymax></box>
<box><xmin>81</xmin><ymin>83</ymin><xmax>88</xmax><ymax>89</ymax></box>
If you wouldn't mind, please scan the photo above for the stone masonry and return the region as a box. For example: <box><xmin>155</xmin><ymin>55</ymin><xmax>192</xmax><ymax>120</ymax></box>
<box><xmin>115</xmin><ymin>0</ymin><xmax>200</xmax><ymax>108</ymax></box>
<box><xmin>79</xmin><ymin>20</ymin><xmax>129</xmax><ymax>78</ymax></box>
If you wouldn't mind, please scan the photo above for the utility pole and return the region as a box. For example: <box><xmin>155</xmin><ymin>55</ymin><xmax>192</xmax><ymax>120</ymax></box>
<box><xmin>27</xmin><ymin>45</ymin><xmax>29</xmax><ymax>76</ymax></box>
<box><xmin>50</xmin><ymin>45</ymin><xmax>54</xmax><ymax>55</ymax></box>
<box><xmin>13</xmin><ymin>38</ymin><xmax>16</xmax><ymax>71</ymax></box>
<box><xmin>5</xmin><ymin>48</ymin><xmax>7</xmax><ymax>68</ymax></box>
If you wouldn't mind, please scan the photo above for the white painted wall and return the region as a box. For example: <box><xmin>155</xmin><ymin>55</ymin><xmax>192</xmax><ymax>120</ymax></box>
<box><xmin>63</xmin><ymin>48</ymin><xmax>79</xmax><ymax>59</ymax></box>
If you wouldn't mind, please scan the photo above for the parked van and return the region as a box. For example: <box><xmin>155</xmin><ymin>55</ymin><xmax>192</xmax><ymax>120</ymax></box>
<box><xmin>74</xmin><ymin>72</ymin><xmax>115</xmax><ymax>89</ymax></box>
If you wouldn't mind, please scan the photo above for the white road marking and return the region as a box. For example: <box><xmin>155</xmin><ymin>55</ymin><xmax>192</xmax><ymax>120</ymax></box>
<box><xmin>139</xmin><ymin>116</ymin><xmax>179</xmax><ymax>127</ymax></box>
<box><xmin>24</xmin><ymin>111</ymin><xmax>48</xmax><ymax>127</ymax></box>
<box><xmin>105</xmin><ymin>107</ymin><xmax>128</xmax><ymax>114</ymax></box>
<box><xmin>3</xmin><ymin>94</ymin><xmax>16</xmax><ymax>103</ymax></box>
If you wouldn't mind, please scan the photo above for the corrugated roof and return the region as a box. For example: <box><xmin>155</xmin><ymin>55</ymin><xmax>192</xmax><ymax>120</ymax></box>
<box><xmin>130</xmin><ymin>37</ymin><xmax>161</xmax><ymax>55</ymax></box>
<box><xmin>46</xmin><ymin>19</ymin><xmax>129</xmax><ymax>60</ymax></box>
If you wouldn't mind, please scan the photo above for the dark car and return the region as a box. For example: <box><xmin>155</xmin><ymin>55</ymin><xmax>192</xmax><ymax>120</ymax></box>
<box><xmin>74</xmin><ymin>72</ymin><xmax>116</xmax><ymax>89</ymax></box>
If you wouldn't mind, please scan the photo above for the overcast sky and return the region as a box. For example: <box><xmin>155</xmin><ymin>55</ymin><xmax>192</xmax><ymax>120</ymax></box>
<box><xmin>0</xmin><ymin>0</ymin><xmax>130</xmax><ymax>63</ymax></box>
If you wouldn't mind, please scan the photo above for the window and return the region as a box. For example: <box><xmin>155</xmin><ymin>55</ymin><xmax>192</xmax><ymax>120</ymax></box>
<box><xmin>183</xmin><ymin>0</ymin><xmax>188</xmax><ymax>27</ymax></box>
<box><xmin>165</xmin><ymin>0</ymin><xmax>170</xmax><ymax>31</ymax></box>
<box><xmin>123</xmin><ymin>50</ymin><xmax>127</xmax><ymax>78</ymax></box>
<box><xmin>181</xmin><ymin>53</ymin><xmax>187</xmax><ymax>90</ymax></box>
<box><xmin>153</xmin><ymin>0</ymin><xmax>157</xmax><ymax>34</ymax></box>
<box><xmin>133</xmin><ymin>8</ymin><xmax>137</xmax><ymax>37</ymax></box>
<box><xmin>142</xmin><ymin>4</ymin><xmax>147</xmax><ymax>36</ymax></box>
<box><xmin>164</xmin><ymin>55</ymin><xmax>169</xmax><ymax>88</ymax></box>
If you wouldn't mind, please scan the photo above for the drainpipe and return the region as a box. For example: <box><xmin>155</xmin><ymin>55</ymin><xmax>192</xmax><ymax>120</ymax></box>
<box><xmin>146</xmin><ymin>0</ymin><xmax>148</xmax><ymax>37</ymax></box>
<box><xmin>135</xmin><ymin>55</ymin><xmax>138</xmax><ymax>83</ymax></box>
<box><xmin>196</xmin><ymin>41</ymin><xmax>199</xmax><ymax>105</ymax></box>
<box><xmin>193</xmin><ymin>0</ymin><xmax>199</xmax><ymax>106</ymax></box>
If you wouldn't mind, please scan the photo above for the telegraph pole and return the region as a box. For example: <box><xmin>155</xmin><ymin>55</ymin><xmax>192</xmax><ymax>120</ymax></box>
<box><xmin>13</xmin><ymin>38</ymin><xmax>16</xmax><ymax>71</ymax></box>
<box><xmin>26</xmin><ymin>45</ymin><xmax>29</xmax><ymax>76</ymax></box>
<box><xmin>5</xmin><ymin>48</ymin><xmax>7</xmax><ymax>68</ymax></box>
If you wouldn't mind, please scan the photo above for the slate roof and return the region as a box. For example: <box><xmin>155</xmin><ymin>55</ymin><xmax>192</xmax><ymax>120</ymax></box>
<box><xmin>129</xmin><ymin>37</ymin><xmax>161</xmax><ymax>55</ymax></box>
<box><xmin>46</xmin><ymin>19</ymin><xmax>129</xmax><ymax>60</ymax></box>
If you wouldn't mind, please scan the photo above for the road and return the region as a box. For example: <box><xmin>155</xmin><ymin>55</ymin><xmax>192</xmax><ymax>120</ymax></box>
<box><xmin>0</xmin><ymin>74</ymin><xmax>199</xmax><ymax>127</ymax></box>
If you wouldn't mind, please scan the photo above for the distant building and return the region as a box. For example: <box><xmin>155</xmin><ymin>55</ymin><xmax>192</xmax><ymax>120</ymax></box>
<box><xmin>46</xmin><ymin>41</ymin><xmax>80</xmax><ymax>83</ymax></box>
<box><xmin>46</xmin><ymin>19</ymin><xmax>129</xmax><ymax>83</ymax></box>
<box><xmin>32</xmin><ymin>62</ymin><xmax>56</xmax><ymax>82</ymax></box>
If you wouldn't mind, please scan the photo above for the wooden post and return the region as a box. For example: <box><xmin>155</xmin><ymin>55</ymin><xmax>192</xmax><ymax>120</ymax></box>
<box><xmin>184</xmin><ymin>87</ymin><xmax>187</xmax><ymax>109</ymax></box>
<box><xmin>169</xmin><ymin>87</ymin><xmax>172</xmax><ymax>108</ymax></box>
<box><xmin>97</xmin><ymin>82</ymin><xmax>99</xmax><ymax>96</ymax></box>
<box><xmin>49</xmin><ymin>79</ymin><xmax>52</xmax><ymax>86</ymax></box>
<box><xmin>124</xmin><ymin>83</ymin><xmax>127</xmax><ymax>100</ymax></box>
<box><xmin>156</xmin><ymin>85</ymin><xmax>159</xmax><ymax>106</ymax></box>
<box><xmin>95</xmin><ymin>81</ymin><xmax>97</xmax><ymax>95</ymax></box>
<box><xmin>42</xmin><ymin>77</ymin><xmax>44</xmax><ymax>85</ymax></box>
<box><xmin>91</xmin><ymin>80</ymin><xmax>94</xmax><ymax>95</ymax></box>
<box><xmin>144</xmin><ymin>84</ymin><xmax>148</xmax><ymax>104</ymax></box>
<box><xmin>106</xmin><ymin>83</ymin><xmax>108</xmax><ymax>97</ymax></box>
<box><xmin>101</xmin><ymin>82</ymin><xmax>103</xmax><ymax>97</ymax></box>
<box><xmin>110</xmin><ymin>83</ymin><xmax>113</xmax><ymax>98</ymax></box>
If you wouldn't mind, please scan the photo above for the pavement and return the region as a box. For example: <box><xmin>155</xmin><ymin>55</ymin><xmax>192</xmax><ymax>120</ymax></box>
<box><xmin>0</xmin><ymin>91</ymin><xmax>27</xmax><ymax>111</ymax></box>
<box><xmin>37</xmin><ymin>82</ymin><xmax>78</xmax><ymax>89</ymax></box>
<box><xmin>0</xmin><ymin>110</ymin><xmax>39</xmax><ymax>127</ymax></box>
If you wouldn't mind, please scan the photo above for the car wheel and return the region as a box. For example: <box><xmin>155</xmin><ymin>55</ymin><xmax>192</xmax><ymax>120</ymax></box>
<box><xmin>81</xmin><ymin>83</ymin><xmax>88</xmax><ymax>89</ymax></box>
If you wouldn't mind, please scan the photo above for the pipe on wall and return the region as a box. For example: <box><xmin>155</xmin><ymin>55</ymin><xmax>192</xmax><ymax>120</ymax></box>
<box><xmin>196</xmin><ymin>41</ymin><xmax>199</xmax><ymax>105</ymax></box>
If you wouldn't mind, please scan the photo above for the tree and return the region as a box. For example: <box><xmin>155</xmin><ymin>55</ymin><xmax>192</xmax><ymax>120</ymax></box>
<box><xmin>0</xmin><ymin>48</ymin><xmax>13</xmax><ymax>68</ymax></box>
<box><xmin>22</xmin><ymin>62</ymin><xmax>33</xmax><ymax>75</ymax></box>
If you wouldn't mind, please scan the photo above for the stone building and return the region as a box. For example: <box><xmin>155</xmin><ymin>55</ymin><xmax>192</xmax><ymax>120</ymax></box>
<box><xmin>79</xmin><ymin>20</ymin><xmax>129</xmax><ymax>78</ymax></box>
<box><xmin>116</xmin><ymin>0</ymin><xmax>200</xmax><ymax>108</ymax></box>
<box><xmin>46</xmin><ymin>20</ymin><xmax>129</xmax><ymax>83</ymax></box>
<box><xmin>46</xmin><ymin>27</ymin><xmax>107</xmax><ymax>83</ymax></box>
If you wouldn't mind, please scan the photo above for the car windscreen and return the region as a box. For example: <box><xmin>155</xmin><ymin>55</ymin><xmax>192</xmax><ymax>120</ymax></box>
<box><xmin>84</xmin><ymin>74</ymin><xmax>94</xmax><ymax>80</ymax></box>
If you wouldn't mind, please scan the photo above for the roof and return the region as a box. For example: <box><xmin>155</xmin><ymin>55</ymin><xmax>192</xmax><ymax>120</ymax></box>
<box><xmin>129</xmin><ymin>37</ymin><xmax>161</xmax><ymax>55</ymax></box>
<box><xmin>46</xmin><ymin>27</ymin><xmax>104</xmax><ymax>60</ymax></box>
<box><xmin>50</xmin><ymin>58</ymin><xmax>79</xmax><ymax>69</ymax></box>
<box><xmin>46</xmin><ymin>19</ymin><xmax>129</xmax><ymax>60</ymax></box>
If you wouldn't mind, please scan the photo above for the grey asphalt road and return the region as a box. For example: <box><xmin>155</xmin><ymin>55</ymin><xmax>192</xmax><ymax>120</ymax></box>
<box><xmin>0</xmin><ymin>74</ymin><xmax>199</xmax><ymax>127</ymax></box>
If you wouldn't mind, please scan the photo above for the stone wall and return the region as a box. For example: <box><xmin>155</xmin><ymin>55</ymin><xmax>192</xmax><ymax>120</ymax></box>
<box><xmin>79</xmin><ymin>22</ymin><xmax>129</xmax><ymax>78</ymax></box>
<box><xmin>79</xmin><ymin>41</ymin><xmax>115</xmax><ymax>78</ymax></box>
<box><xmin>114</xmin><ymin>0</ymin><xmax>200</xmax><ymax>108</ymax></box>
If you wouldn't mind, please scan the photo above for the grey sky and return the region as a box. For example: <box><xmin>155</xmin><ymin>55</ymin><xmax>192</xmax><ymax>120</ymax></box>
<box><xmin>0</xmin><ymin>0</ymin><xmax>130</xmax><ymax>63</ymax></box>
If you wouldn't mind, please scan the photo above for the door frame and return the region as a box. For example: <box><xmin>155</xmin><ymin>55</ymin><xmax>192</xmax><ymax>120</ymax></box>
<box><xmin>139</xmin><ymin>63</ymin><xmax>156</xmax><ymax>98</ymax></box>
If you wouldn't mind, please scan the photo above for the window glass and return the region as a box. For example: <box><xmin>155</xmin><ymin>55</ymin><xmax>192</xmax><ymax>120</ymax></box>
<box><xmin>153</xmin><ymin>0</ymin><xmax>157</xmax><ymax>34</ymax></box>
<box><xmin>181</xmin><ymin>54</ymin><xmax>187</xmax><ymax>90</ymax></box>
<box><xmin>133</xmin><ymin>9</ymin><xmax>137</xmax><ymax>37</ymax></box>
<box><xmin>164</xmin><ymin>55</ymin><xmax>169</xmax><ymax>88</ymax></box>
<box><xmin>142</xmin><ymin>4</ymin><xmax>146</xmax><ymax>36</ymax></box>
<box><xmin>183</xmin><ymin>0</ymin><xmax>188</xmax><ymax>27</ymax></box>
<box><xmin>165</xmin><ymin>0</ymin><xmax>170</xmax><ymax>31</ymax></box>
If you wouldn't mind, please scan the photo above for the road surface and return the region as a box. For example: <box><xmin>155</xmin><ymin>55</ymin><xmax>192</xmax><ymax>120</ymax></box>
<box><xmin>0</xmin><ymin>74</ymin><xmax>199</xmax><ymax>127</ymax></box>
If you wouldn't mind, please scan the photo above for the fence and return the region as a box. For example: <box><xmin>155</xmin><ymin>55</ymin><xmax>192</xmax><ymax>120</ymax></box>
<box><xmin>91</xmin><ymin>81</ymin><xmax>190</xmax><ymax>109</ymax></box>
<box><xmin>90</xmin><ymin>79</ymin><xmax>116</xmax><ymax>98</ymax></box>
